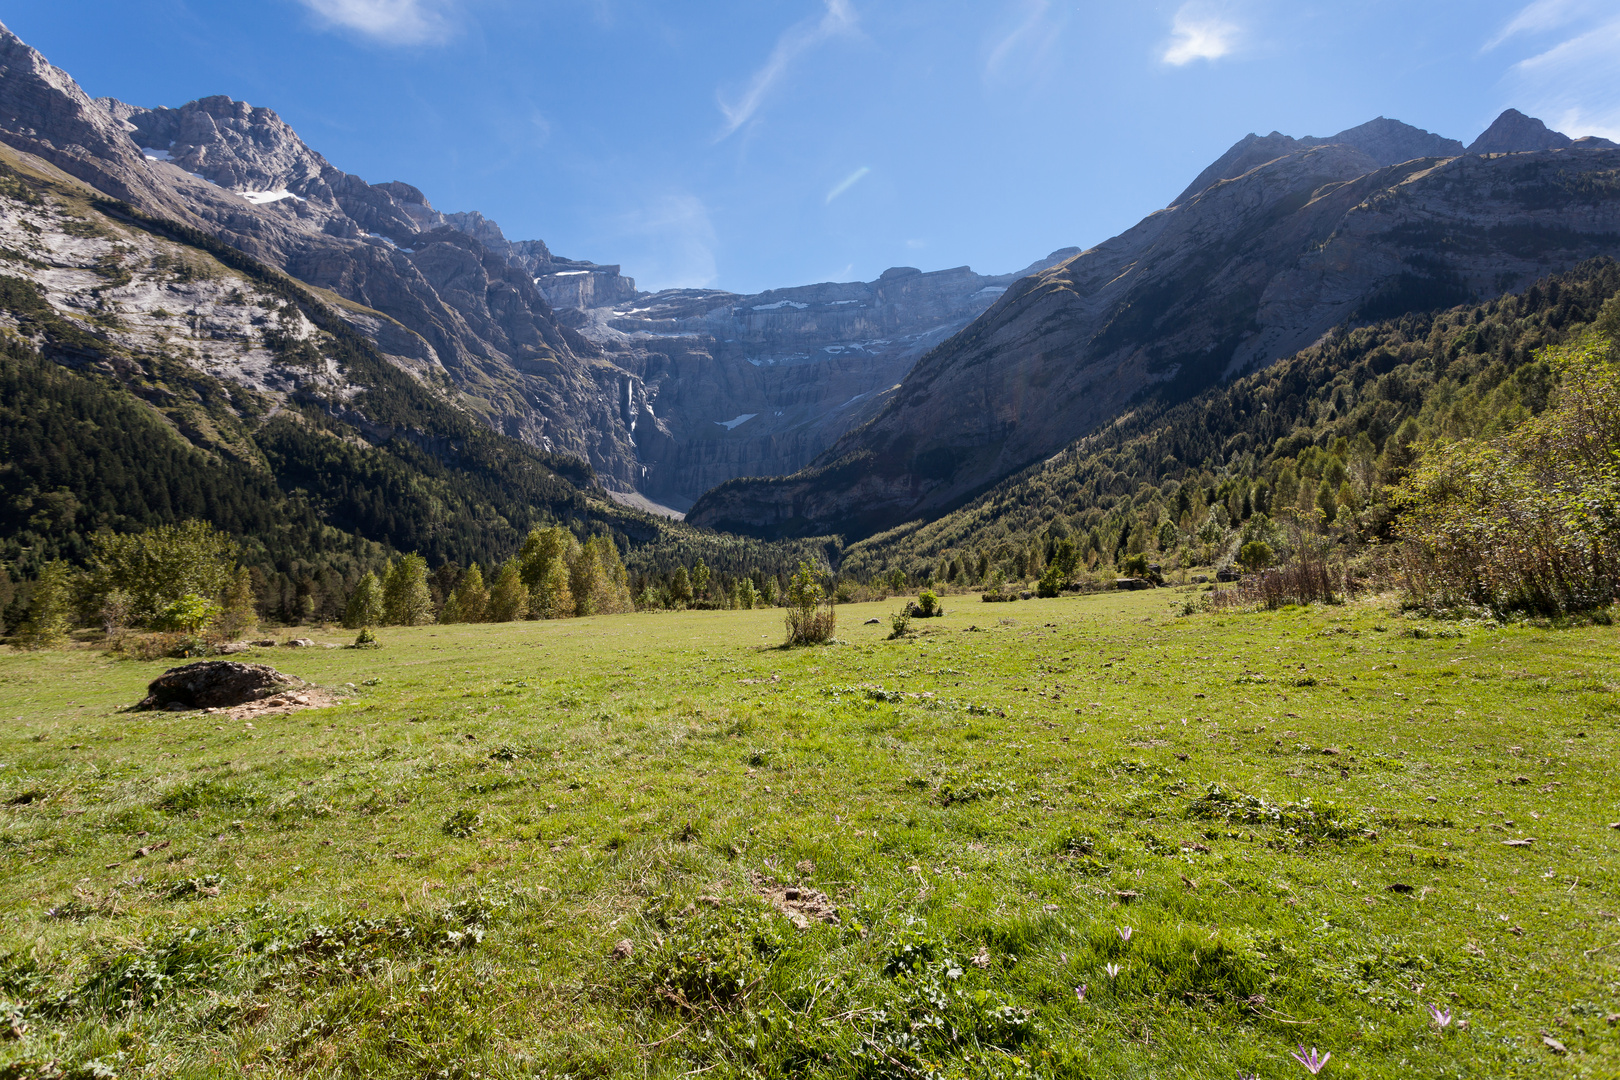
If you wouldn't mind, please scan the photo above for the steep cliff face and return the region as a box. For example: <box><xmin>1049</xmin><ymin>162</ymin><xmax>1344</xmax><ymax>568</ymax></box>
<box><xmin>688</xmin><ymin>114</ymin><xmax>1620</xmax><ymax>539</ymax></box>
<box><xmin>560</xmin><ymin>254</ymin><xmax>1076</xmax><ymax>509</ymax></box>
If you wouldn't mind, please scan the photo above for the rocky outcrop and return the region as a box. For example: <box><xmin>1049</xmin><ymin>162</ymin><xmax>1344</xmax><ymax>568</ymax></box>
<box><xmin>690</xmin><ymin>113</ymin><xmax>1620</xmax><ymax>540</ymax></box>
<box><xmin>139</xmin><ymin>661</ymin><xmax>305</xmax><ymax>710</ymax></box>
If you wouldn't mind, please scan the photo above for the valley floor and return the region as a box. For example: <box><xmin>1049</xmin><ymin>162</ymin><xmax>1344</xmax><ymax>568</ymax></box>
<box><xmin>0</xmin><ymin>590</ymin><xmax>1615</xmax><ymax>1078</ymax></box>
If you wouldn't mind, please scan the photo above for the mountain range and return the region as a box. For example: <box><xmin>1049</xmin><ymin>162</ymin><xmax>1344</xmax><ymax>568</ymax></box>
<box><xmin>0</xmin><ymin>18</ymin><xmax>1617</xmax><ymax>552</ymax></box>
<box><xmin>687</xmin><ymin>115</ymin><xmax>1620</xmax><ymax>538</ymax></box>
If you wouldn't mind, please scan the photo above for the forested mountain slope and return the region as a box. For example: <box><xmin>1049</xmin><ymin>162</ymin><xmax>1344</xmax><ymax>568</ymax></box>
<box><xmin>834</xmin><ymin>259</ymin><xmax>1620</xmax><ymax>583</ymax></box>
<box><xmin>0</xmin><ymin>145</ymin><xmax>677</xmax><ymax>618</ymax></box>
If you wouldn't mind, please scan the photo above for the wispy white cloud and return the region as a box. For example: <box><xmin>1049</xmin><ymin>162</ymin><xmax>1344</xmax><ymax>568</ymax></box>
<box><xmin>716</xmin><ymin>0</ymin><xmax>858</xmax><ymax>140</ymax></box>
<box><xmin>825</xmin><ymin>166</ymin><xmax>870</xmax><ymax>204</ymax></box>
<box><xmin>1505</xmin><ymin>13</ymin><xmax>1620</xmax><ymax>141</ymax></box>
<box><xmin>985</xmin><ymin>0</ymin><xmax>1065</xmax><ymax>84</ymax></box>
<box><xmin>1483</xmin><ymin>0</ymin><xmax>1596</xmax><ymax>50</ymax></box>
<box><xmin>616</xmin><ymin>194</ymin><xmax>718</xmax><ymax>291</ymax></box>
<box><xmin>295</xmin><ymin>0</ymin><xmax>452</xmax><ymax>45</ymax></box>
<box><xmin>1161</xmin><ymin>2</ymin><xmax>1240</xmax><ymax>66</ymax></box>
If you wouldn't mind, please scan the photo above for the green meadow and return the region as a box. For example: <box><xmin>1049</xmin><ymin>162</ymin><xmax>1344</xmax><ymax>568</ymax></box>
<box><xmin>0</xmin><ymin>590</ymin><xmax>1616</xmax><ymax>1079</ymax></box>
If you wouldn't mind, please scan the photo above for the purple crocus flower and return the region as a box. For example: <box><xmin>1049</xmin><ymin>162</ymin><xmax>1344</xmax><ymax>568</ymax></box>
<box><xmin>1427</xmin><ymin>1003</ymin><xmax>1453</xmax><ymax>1029</ymax></box>
<box><xmin>1075</xmin><ymin>983</ymin><xmax>1087</xmax><ymax>1002</ymax></box>
<box><xmin>1291</xmin><ymin>1046</ymin><xmax>1331</xmax><ymax>1074</ymax></box>
<box><xmin>1118</xmin><ymin>925</ymin><xmax>1134</xmax><ymax>942</ymax></box>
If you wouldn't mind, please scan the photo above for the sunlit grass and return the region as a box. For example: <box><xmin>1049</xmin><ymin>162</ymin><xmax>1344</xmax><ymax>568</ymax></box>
<box><xmin>0</xmin><ymin>590</ymin><xmax>1615</xmax><ymax>1077</ymax></box>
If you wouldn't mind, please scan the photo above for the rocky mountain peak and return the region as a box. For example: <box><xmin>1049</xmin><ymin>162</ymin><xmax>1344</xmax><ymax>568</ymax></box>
<box><xmin>0</xmin><ymin>20</ymin><xmax>177</xmax><ymax>211</ymax></box>
<box><xmin>373</xmin><ymin>180</ymin><xmax>430</xmax><ymax>207</ymax></box>
<box><xmin>1316</xmin><ymin>116</ymin><xmax>1465</xmax><ymax>167</ymax></box>
<box><xmin>113</xmin><ymin>94</ymin><xmax>333</xmax><ymax>196</ymax></box>
<box><xmin>1175</xmin><ymin>116</ymin><xmax>1463</xmax><ymax>206</ymax></box>
<box><xmin>1467</xmin><ymin>108</ymin><xmax>1573</xmax><ymax>154</ymax></box>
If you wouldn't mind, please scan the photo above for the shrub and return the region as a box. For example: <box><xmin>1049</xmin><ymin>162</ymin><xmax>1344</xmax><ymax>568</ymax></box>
<box><xmin>151</xmin><ymin>593</ymin><xmax>221</xmax><ymax>634</ymax></box>
<box><xmin>1238</xmin><ymin>540</ymin><xmax>1273</xmax><ymax>572</ymax></box>
<box><xmin>910</xmin><ymin>589</ymin><xmax>943</xmax><ymax>618</ymax></box>
<box><xmin>784</xmin><ymin>562</ymin><xmax>835</xmax><ymax>645</ymax></box>
<box><xmin>888</xmin><ymin>608</ymin><xmax>912</xmax><ymax>639</ymax></box>
<box><xmin>90</xmin><ymin>520</ymin><xmax>236</xmax><ymax>627</ymax></box>
<box><xmin>1036</xmin><ymin>561</ymin><xmax>1067</xmax><ymax>597</ymax></box>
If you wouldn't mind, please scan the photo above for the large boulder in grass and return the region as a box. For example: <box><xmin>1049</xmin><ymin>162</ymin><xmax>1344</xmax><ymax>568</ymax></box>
<box><xmin>138</xmin><ymin>661</ymin><xmax>306</xmax><ymax>710</ymax></box>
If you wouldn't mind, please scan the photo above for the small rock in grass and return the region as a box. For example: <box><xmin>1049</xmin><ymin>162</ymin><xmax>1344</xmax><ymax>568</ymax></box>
<box><xmin>1542</xmin><ymin>1035</ymin><xmax>1567</xmax><ymax>1055</ymax></box>
<box><xmin>1502</xmin><ymin>838</ymin><xmax>1534</xmax><ymax>847</ymax></box>
<box><xmin>610</xmin><ymin>939</ymin><xmax>634</xmax><ymax>960</ymax></box>
<box><xmin>864</xmin><ymin>618</ymin><xmax>880</xmax><ymax>625</ymax></box>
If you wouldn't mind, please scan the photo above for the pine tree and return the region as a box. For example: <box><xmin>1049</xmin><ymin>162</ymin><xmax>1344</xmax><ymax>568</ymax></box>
<box><xmin>669</xmin><ymin>566</ymin><xmax>693</xmax><ymax>609</ymax></box>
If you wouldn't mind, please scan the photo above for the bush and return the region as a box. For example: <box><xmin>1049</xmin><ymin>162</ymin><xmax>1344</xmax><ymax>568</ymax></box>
<box><xmin>1212</xmin><ymin>544</ymin><xmax>1342</xmax><ymax>611</ymax></box>
<box><xmin>888</xmin><ymin>608</ymin><xmax>912</xmax><ymax>639</ymax></box>
<box><xmin>784</xmin><ymin>562</ymin><xmax>835</xmax><ymax>645</ymax></box>
<box><xmin>151</xmin><ymin>593</ymin><xmax>221</xmax><ymax>634</ymax></box>
<box><xmin>1238</xmin><ymin>540</ymin><xmax>1273</xmax><ymax>572</ymax></box>
<box><xmin>910</xmin><ymin>589</ymin><xmax>943</xmax><ymax>618</ymax></box>
<box><xmin>90</xmin><ymin>520</ymin><xmax>237</xmax><ymax>627</ymax></box>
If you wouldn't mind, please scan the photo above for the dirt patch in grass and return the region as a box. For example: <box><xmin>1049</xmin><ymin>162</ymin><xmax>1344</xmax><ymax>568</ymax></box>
<box><xmin>752</xmin><ymin>871</ymin><xmax>839</xmax><ymax>929</ymax></box>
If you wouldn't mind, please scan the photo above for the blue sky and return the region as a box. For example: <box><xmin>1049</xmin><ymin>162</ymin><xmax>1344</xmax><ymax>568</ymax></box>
<box><xmin>6</xmin><ymin>1</ymin><xmax>1619</xmax><ymax>294</ymax></box>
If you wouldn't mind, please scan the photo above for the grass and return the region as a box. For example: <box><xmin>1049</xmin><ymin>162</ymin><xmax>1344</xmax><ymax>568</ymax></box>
<box><xmin>0</xmin><ymin>589</ymin><xmax>1616</xmax><ymax>1078</ymax></box>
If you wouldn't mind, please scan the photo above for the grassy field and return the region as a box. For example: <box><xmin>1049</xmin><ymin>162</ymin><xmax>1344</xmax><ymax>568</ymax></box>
<box><xmin>0</xmin><ymin>589</ymin><xmax>1616</xmax><ymax>1079</ymax></box>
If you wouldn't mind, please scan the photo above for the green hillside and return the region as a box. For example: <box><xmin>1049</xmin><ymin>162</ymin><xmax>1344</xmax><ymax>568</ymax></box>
<box><xmin>838</xmin><ymin>259</ymin><xmax>1620</xmax><ymax>588</ymax></box>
